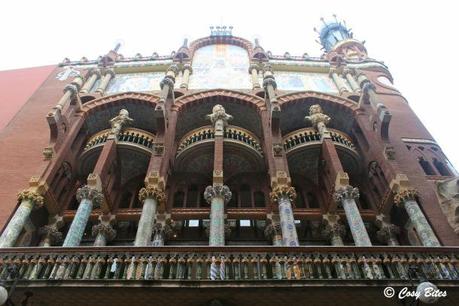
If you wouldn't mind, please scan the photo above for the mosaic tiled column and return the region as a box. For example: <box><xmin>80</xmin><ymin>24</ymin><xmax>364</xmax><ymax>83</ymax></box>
<box><xmin>0</xmin><ymin>190</ymin><xmax>44</xmax><ymax>248</ymax></box>
<box><xmin>92</xmin><ymin>215</ymin><xmax>116</xmax><ymax>247</ymax></box>
<box><xmin>38</xmin><ymin>215</ymin><xmax>64</xmax><ymax>247</ymax></box>
<box><xmin>329</xmin><ymin>68</ymin><xmax>349</xmax><ymax>95</ymax></box>
<box><xmin>375</xmin><ymin>214</ymin><xmax>400</xmax><ymax>246</ymax></box>
<box><xmin>134</xmin><ymin>186</ymin><xmax>165</xmax><ymax>246</ymax></box>
<box><xmin>180</xmin><ymin>64</ymin><xmax>192</xmax><ymax>89</ymax></box>
<box><xmin>322</xmin><ymin>213</ymin><xmax>346</xmax><ymax>246</ymax></box>
<box><xmin>334</xmin><ymin>186</ymin><xmax>372</xmax><ymax>246</ymax></box>
<box><xmin>95</xmin><ymin>69</ymin><xmax>115</xmax><ymax>95</ymax></box>
<box><xmin>270</xmin><ymin>186</ymin><xmax>299</xmax><ymax>246</ymax></box>
<box><xmin>264</xmin><ymin>218</ymin><xmax>283</xmax><ymax>246</ymax></box>
<box><xmin>80</xmin><ymin>68</ymin><xmax>101</xmax><ymax>94</ymax></box>
<box><xmin>63</xmin><ymin>186</ymin><xmax>103</xmax><ymax>247</ymax></box>
<box><xmin>342</xmin><ymin>68</ymin><xmax>361</xmax><ymax>93</ymax></box>
<box><xmin>394</xmin><ymin>189</ymin><xmax>441</xmax><ymax>247</ymax></box>
<box><xmin>249</xmin><ymin>63</ymin><xmax>260</xmax><ymax>89</ymax></box>
<box><xmin>204</xmin><ymin>185</ymin><xmax>232</xmax><ymax>246</ymax></box>
<box><xmin>159</xmin><ymin>64</ymin><xmax>178</xmax><ymax>103</ymax></box>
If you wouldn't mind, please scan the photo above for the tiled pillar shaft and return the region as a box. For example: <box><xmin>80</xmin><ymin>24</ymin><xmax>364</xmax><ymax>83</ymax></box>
<box><xmin>278</xmin><ymin>196</ymin><xmax>299</xmax><ymax>246</ymax></box>
<box><xmin>249</xmin><ymin>64</ymin><xmax>260</xmax><ymax>89</ymax></box>
<box><xmin>134</xmin><ymin>198</ymin><xmax>157</xmax><ymax>246</ymax></box>
<box><xmin>404</xmin><ymin>200</ymin><xmax>440</xmax><ymax>246</ymax></box>
<box><xmin>180</xmin><ymin>64</ymin><xmax>192</xmax><ymax>89</ymax></box>
<box><xmin>80</xmin><ymin>69</ymin><xmax>100</xmax><ymax>94</ymax></box>
<box><xmin>204</xmin><ymin>185</ymin><xmax>232</xmax><ymax>246</ymax></box>
<box><xmin>0</xmin><ymin>191</ymin><xmax>44</xmax><ymax>248</ymax></box>
<box><xmin>330</xmin><ymin>70</ymin><xmax>349</xmax><ymax>94</ymax></box>
<box><xmin>270</xmin><ymin>186</ymin><xmax>299</xmax><ymax>246</ymax></box>
<box><xmin>344</xmin><ymin>72</ymin><xmax>360</xmax><ymax>92</ymax></box>
<box><xmin>394</xmin><ymin>190</ymin><xmax>441</xmax><ymax>246</ymax></box>
<box><xmin>334</xmin><ymin>186</ymin><xmax>372</xmax><ymax>246</ymax></box>
<box><xmin>63</xmin><ymin>186</ymin><xmax>103</xmax><ymax>247</ymax></box>
<box><xmin>95</xmin><ymin>69</ymin><xmax>115</xmax><ymax>95</ymax></box>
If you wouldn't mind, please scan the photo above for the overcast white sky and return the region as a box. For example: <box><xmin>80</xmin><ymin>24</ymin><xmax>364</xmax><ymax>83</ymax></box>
<box><xmin>1</xmin><ymin>0</ymin><xmax>458</xmax><ymax>170</ymax></box>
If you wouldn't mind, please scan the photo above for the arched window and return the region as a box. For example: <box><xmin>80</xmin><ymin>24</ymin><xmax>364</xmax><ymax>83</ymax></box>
<box><xmin>173</xmin><ymin>191</ymin><xmax>185</xmax><ymax>208</ymax></box>
<box><xmin>294</xmin><ymin>186</ymin><xmax>306</xmax><ymax>208</ymax></box>
<box><xmin>227</xmin><ymin>190</ymin><xmax>238</xmax><ymax>208</ymax></box>
<box><xmin>253</xmin><ymin>191</ymin><xmax>266</xmax><ymax>207</ymax></box>
<box><xmin>418</xmin><ymin>157</ymin><xmax>436</xmax><ymax>175</ymax></box>
<box><xmin>240</xmin><ymin>184</ymin><xmax>252</xmax><ymax>207</ymax></box>
<box><xmin>187</xmin><ymin>185</ymin><xmax>199</xmax><ymax>207</ymax></box>
<box><xmin>433</xmin><ymin>158</ymin><xmax>451</xmax><ymax>176</ymax></box>
<box><xmin>119</xmin><ymin>191</ymin><xmax>132</xmax><ymax>208</ymax></box>
<box><xmin>306</xmin><ymin>192</ymin><xmax>319</xmax><ymax>208</ymax></box>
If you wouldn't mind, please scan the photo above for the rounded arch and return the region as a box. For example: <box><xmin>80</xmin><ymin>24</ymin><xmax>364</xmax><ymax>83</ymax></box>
<box><xmin>277</xmin><ymin>91</ymin><xmax>358</xmax><ymax>136</ymax></box>
<box><xmin>188</xmin><ymin>36</ymin><xmax>254</xmax><ymax>59</ymax></box>
<box><xmin>80</xmin><ymin>92</ymin><xmax>161</xmax><ymax>136</ymax></box>
<box><xmin>174</xmin><ymin>89</ymin><xmax>266</xmax><ymax>140</ymax></box>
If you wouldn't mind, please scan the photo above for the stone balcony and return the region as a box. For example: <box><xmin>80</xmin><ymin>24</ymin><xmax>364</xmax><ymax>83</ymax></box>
<box><xmin>1</xmin><ymin>246</ymin><xmax>458</xmax><ymax>285</ymax></box>
<box><xmin>282</xmin><ymin>127</ymin><xmax>357</xmax><ymax>155</ymax></box>
<box><xmin>83</xmin><ymin>127</ymin><xmax>155</xmax><ymax>153</ymax></box>
<box><xmin>176</xmin><ymin>125</ymin><xmax>263</xmax><ymax>157</ymax></box>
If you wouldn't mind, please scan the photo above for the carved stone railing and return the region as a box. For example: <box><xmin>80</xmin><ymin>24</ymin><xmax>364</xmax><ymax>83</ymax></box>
<box><xmin>0</xmin><ymin>247</ymin><xmax>458</xmax><ymax>283</ymax></box>
<box><xmin>84</xmin><ymin>128</ymin><xmax>155</xmax><ymax>152</ymax></box>
<box><xmin>176</xmin><ymin>125</ymin><xmax>263</xmax><ymax>157</ymax></box>
<box><xmin>283</xmin><ymin>128</ymin><xmax>356</xmax><ymax>154</ymax></box>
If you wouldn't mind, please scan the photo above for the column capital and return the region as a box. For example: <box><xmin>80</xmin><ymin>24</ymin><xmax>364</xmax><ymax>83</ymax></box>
<box><xmin>167</xmin><ymin>64</ymin><xmax>180</xmax><ymax>76</ymax></box>
<box><xmin>394</xmin><ymin>189</ymin><xmax>418</xmax><ymax>206</ymax></box>
<box><xmin>91</xmin><ymin>223</ymin><xmax>116</xmax><ymax>241</ymax></box>
<box><xmin>264</xmin><ymin>219</ymin><xmax>282</xmax><ymax>241</ymax></box>
<box><xmin>63</xmin><ymin>83</ymin><xmax>79</xmax><ymax>97</ymax></box>
<box><xmin>138</xmin><ymin>185</ymin><xmax>166</xmax><ymax>204</ymax></box>
<box><xmin>249</xmin><ymin>63</ymin><xmax>260</xmax><ymax>73</ymax></box>
<box><xmin>304</xmin><ymin>104</ymin><xmax>331</xmax><ymax>135</ymax></box>
<box><xmin>269</xmin><ymin>185</ymin><xmax>296</xmax><ymax>203</ymax></box>
<box><xmin>322</xmin><ymin>213</ymin><xmax>346</xmax><ymax>239</ymax></box>
<box><xmin>182</xmin><ymin>63</ymin><xmax>193</xmax><ymax>73</ymax></box>
<box><xmin>152</xmin><ymin>219</ymin><xmax>176</xmax><ymax>240</ymax></box>
<box><xmin>17</xmin><ymin>190</ymin><xmax>44</xmax><ymax>208</ymax></box>
<box><xmin>262</xmin><ymin>63</ymin><xmax>273</xmax><ymax>74</ymax></box>
<box><xmin>204</xmin><ymin>185</ymin><xmax>232</xmax><ymax>204</ymax></box>
<box><xmin>334</xmin><ymin>185</ymin><xmax>359</xmax><ymax>202</ymax></box>
<box><xmin>376</xmin><ymin>223</ymin><xmax>400</xmax><ymax>244</ymax></box>
<box><xmin>88</xmin><ymin>68</ymin><xmax>101</xmax><ymax>78</ymax></box>
<box><xmin>38</xmin><ymin>217</ymin><xmax>64</xmax><ymax>246</ymax></box>
<box><xmin>76</xmin><ymin>186</ymin><xmax>104</xmax><ymax>207</ymax></box>
<box><xmin>262</xmin><ymin>76</ymin><xmax>277</xmax><ymax>90</ymax></box>
<box><xmin>159</xmin><ymin>75</ymin><xmax>175</xmax><ymax>89</ymax></box>
<box><xmin>109</xmin><ymin>108</ymin><xmax>134</xmax><ymax>136</ymax></box>
<box><xmin>102</xmin><ymin>68</ymin><xmax>116</xmax><ymax>78</ymax></box>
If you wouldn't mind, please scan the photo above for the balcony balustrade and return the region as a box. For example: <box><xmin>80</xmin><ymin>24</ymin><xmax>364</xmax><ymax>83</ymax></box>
<box><xmin>0</xmin><ymin>246</ymin><xmax>457</xmax><ymax>284</ymax></box>
<box><xmin>283</xmin><ymin>128</ymin><xmax>356</xmax><ymax>154</ymax></box>
<box><xmin>176</xmin><ymin>125</ymin><xmax>263</xmax><ymax>157</ymax></box>
<box><xmin>83</xmin><ymin>128</ymin><xmax>155</xmax><ymax>152</ymax></box>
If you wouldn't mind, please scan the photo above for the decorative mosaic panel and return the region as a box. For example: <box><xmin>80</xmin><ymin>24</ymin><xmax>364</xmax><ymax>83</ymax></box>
<box><xmin>274</xmin><ymin>71</ymin><xmax>339</xmax><ymax>93</ymax></box>
<box><xmin>189</xmin><ymin>44</ymin><xmax>251</xmax><ymax>89</ymax></box>
<box><xmin>106</xmin><ymin>72</ymin><xmax>181</xmax><ymax>94</ymax></box>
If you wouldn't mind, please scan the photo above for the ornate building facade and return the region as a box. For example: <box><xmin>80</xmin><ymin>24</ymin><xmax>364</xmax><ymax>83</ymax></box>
<box><xmin>0</xmin><ymin>20</ymin><xmax>458</xmax><ymax>305</ymax></box>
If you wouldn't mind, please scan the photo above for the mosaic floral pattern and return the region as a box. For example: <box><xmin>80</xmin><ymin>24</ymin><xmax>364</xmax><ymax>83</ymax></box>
<box><xmin>209</xmin><ymin>197</ymin><xmax>225</xmax><ymax>246</ymax></box>
<box><xmin>0</xmin><ymin>200</ymin><xmax>34</xmax><ymax>247</ymax></box>
<box><xmin>404</xmin><ymin>200</ymin><xmax>441</xmax><ymax>247</ymax></box>
<box><xmin>106</xmin><ymin>72</ymin><xmax>182</xmax><ymax>94</ymax></box>
<box><xmin>189</xmin><ymin>44</ymin><xmax>251</xmax><ymax>89</ymax></box>
<box><xmin>278</xmin><ymin>196</ymin><xmax>299</xmax><ymax>246</ymax></box>
<box><xmin>63</xmin><ymin>199</ymin><xmax>94</xmax><ymax>247</ymax></box>
<box><xmin>274</xmin><ymin>71</ymin><xmax>340</xmax><ymax>93</ymax></box>
<box><xmin>134</xmin><ymin>198</ymin><xmax>158</xmax><ymax>246</ymax></box>
<box><xmin>341</xmin><ymin>198</ymin><xmax>372</xmax><ymax>246</ymax></box>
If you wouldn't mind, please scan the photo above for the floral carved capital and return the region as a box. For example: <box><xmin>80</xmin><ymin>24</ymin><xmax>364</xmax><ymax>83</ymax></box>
<box><xmin>204</xmin><ymin>185</ymin><xmax>232</xmax><ymax>204</ymax></box>
<box><xmin>138</xmin><ymin>185</ymin><xmax>166</xmax><ymax>204</ymax></box>
<box><xmin>393</xmin><ymin>189</ymin><xmax>418</xmax><ymax>206</ymax></box>
<box><xmin>269</xmin><ymin>185</ymin><xmax>297</xmax><ymax>203</ymax></box>
<box><xmin>76</xmin><ymin>186</ymin><xmax>104</xmax><ymax>207</ymax></box>
<box><xmin>334</xmin><ymin>185</ymin><xmax>359</xmax><ymax>202</ymax></box>
<box><xmin>376</xmin><ymin>224</ymin><xmax>400</xmax><ymax>244</ymax></box>
<box><xmin>17</xmin><ymin>190</ymin><xmax>44</xmax><ymax>208</ymax></box>
<box><xmin>92</xmin><ymin>223</ymin><xmax>116</xmax><ymax>241</ymax></box>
